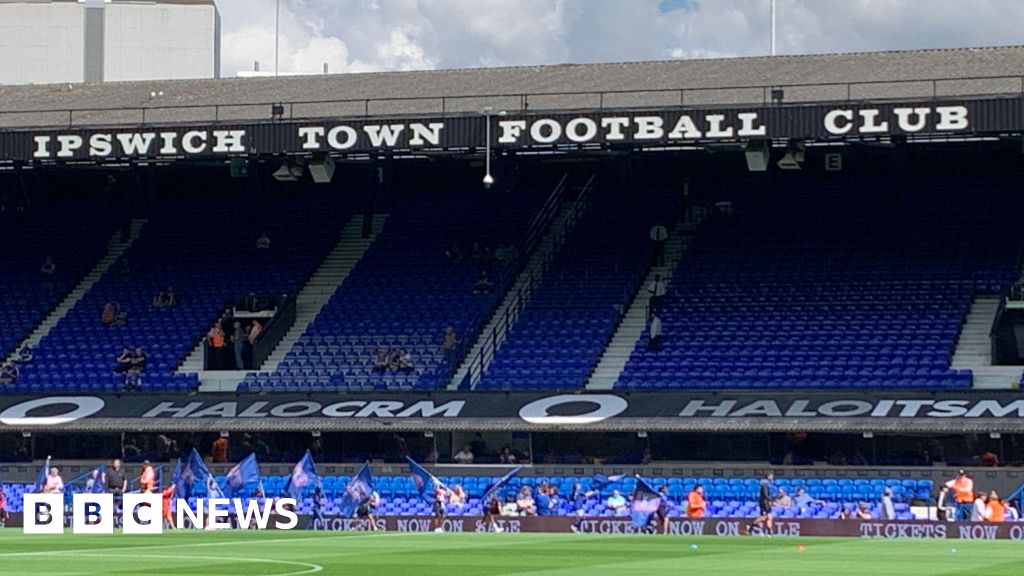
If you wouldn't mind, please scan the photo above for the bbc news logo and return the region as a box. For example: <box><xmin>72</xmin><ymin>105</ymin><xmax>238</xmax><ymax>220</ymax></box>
<box><xmin>23</xmin><ymin>494</ymin><xmax>298</xmax><ymax>534</ymax></box>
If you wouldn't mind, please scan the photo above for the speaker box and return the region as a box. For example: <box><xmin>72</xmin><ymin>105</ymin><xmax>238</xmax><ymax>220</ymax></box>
<box><xmin>309</xmin><ymin>155</ymin><xmax>335</xmax><ymax>183</ymax></box>
<box><xmin>745</xmin><ymin>140</ymin><xmax>770</xmax><ymax>172</ymax></box>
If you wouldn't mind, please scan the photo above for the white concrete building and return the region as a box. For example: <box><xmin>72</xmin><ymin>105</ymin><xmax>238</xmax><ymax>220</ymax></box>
<box><xmin>0</xmin><ymin>0</ymin><xmax>220</xmax><ymax>85</ymax></box>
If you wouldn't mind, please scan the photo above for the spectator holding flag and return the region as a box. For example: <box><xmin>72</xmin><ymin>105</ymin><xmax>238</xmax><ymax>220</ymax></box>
<box><xmin>32</xmin><ymin>456</ymin><xmax>52</xmax><ymax>494</ymax></box>
<box><xmin>356</xmin><ymin>492</ymin><xmax>380</xmax><ymax>531</ymax></box>
<box><xmin>656</xmin><ymin>485</ymin><xmax>672</xmax><ymax>535</ymax></box>
<box><xmin>630</xmin><ymin>477</ymin><xmax>663</xmax><ymax>532</ymax></box>
<box><xmin>480</xmin><ymin>465</ymin><xmax>522</xmax><ymax>529</ymax></box>
<box><xmin>407</xmin><ymin>456</ymin><xmax>456</xmax><ymax>533</ymax></box>
<box><xmin>483</xmin><ymin>493</ymin><xmax>504</xmax><ymax>533</ymax></box>
<box><xmin>285</xmin><ymin>450</ymin><xmax>320</xmax><ymax>501</ymax></box>
<box><xmin>431</xmin><ymin>481</ymin><xmax>450</xmax><ymax>532</ymax></box>
<box><xmin>339</xmin><ymin>462</ymin><xmax>375</xmax><ymax>523</ymax></box>
<box><xmin>223</xmin><ymin>453</ymin><xmax>261</xmax><ymax>498</ymax></box>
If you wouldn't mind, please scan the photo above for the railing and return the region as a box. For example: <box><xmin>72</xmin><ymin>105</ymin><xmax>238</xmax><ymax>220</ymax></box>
<box><xmin>990</xmin><ymin>242</ymin><xmax>1024</xmax><ymax>362</ymax></box>
<box><xmin>582</xmin><ymin>203</ymin><xmax>711</xmax><ymax>387</ymax></box>
<box><xmin>457</xmin><ymin>174</ymin><xmax>596</xmax><ymax>390</ymax></box>
<box><xmin>520</xmin><ymin>173</ymin><xmax>569</xmax><ymax>262</ymax></box>
<box><xmin>1005</xmin><ymin>481</ymin><xmax>1024</xmax><ymax>516</ymax></box>
<box><xmin>2</xmin><ymin>74</ymin><xmax>1024</xmax><ymax>130</ymax></box>
<box><xmin>201</xmin><ymin>293</ymin><xmax>297</xmax><ymax>371</ymax></box>
<box><xmin>437</xmin><ymin>174</ymin><xmax>567</xmax><ymax>387</ymax></box>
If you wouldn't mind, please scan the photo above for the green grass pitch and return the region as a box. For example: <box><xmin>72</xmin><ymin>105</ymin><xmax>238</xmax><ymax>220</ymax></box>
<box><xmin>0</xmin><ymin>530</ymin><xmax>1021</xmax><ymax>575</ymax></box>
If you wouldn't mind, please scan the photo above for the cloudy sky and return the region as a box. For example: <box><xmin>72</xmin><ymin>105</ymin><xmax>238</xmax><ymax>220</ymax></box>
<box><xmin>215</xmin><ymin>0</ymin><xmax>1024</xmax><ymax>76</ymax></box>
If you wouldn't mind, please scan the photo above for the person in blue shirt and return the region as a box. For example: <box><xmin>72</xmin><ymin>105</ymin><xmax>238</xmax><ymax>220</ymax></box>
<box><xmin>791</xmin><ymin>487</ymin><xmax>825</xmax><ymax>512</ymax></box>
<box><xmin>536</xmin><ymin>484</ymin><xmax>557</xmax><ymax>516</ymax></box>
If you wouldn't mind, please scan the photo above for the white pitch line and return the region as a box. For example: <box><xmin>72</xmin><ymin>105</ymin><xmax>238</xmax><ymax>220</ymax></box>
<box><xmin>0</xmin><ymin>531</ymin><xmax>414</xmax><ymax>558</ymax></box>
<box><xmin>69</xmin><ymin>553</ymin><xmax>323</xmax><ymax>576</ymax></box>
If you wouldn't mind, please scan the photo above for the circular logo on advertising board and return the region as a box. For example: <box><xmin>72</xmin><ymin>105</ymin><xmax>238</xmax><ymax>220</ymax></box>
<box><xmin>0</xmin><ymin>396</ymin><xmax>105</xmax><ymax>426</ymax></box>
<box><xmin>518</xmin><ymin>394</ymin><xmax>628</xmax><ymax>425</ymax></box>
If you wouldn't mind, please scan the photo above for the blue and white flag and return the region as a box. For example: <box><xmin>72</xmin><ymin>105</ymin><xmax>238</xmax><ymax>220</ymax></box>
<box><xmin>223</xmin><ymin>453</ymin><xmax>261</xmax><ymax>498</ymax></box>
<box><xmin>405</xmin><ymin>456</ymin><xmax>445</xmax><ymax>502</ymax></box>
<box><xmin>285</xmin><ymin>450</ymin><xmax>320</xmax><ymax>500</ymax></box>
<box><xmin>32</xmin><ymin>456</ymin><xmax>51</xmax><ymax>493</ymax></box>
<box><xmin>482</xmin><ymin>466</ymin><xmax>522</xmax><ymax>503</ymax></box>
<box><xmin>591</xmin><ymin>474</ymin><xmax>626</xmax><ymax>490</ymax></box>
<box><xmin>173</xmin><ymin>448</ymin><xmax>218</xmax><ymax>499</ymax></box>
<box><xmin>631</xmin><ymin>477</ymin><xmax>662</xmax><ymax>528</ymax></box>
<box><xmin>87</xmin><ymin>465</ymin><xmax>106</xmax><ymax>494</ymax></box>
<box><xmin>338</xmin><ymin>462</ymin><xmax>375</xmax><ymax>517</ymax></box>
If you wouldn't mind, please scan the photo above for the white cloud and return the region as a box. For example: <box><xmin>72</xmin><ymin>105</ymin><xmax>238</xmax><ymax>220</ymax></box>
<box><xmin>213</xmin><ymin>0</ymin><xmax>1024</xmax><ymax>77</ymax></box>
<box><xmin>375</xmin><ymin>28</ymin><xmax>437</xmax><ymax>71</ymax></box>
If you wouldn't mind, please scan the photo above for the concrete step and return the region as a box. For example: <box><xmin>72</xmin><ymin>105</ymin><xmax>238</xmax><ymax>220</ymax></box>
<box><xmin>587</xmin><ymin>221</ymin><xmax>696</xmax><ymax>390</ymax></box>
<box><xmin>449</xmin><ymin>200</ymin><xmax>587</xmax><ymax>390</ymax></box>
<box><xmin>949</xmin><ymin>296</ymin><xmax>1014</xmax><ymax>389</ymax></box>
<box><xmin>186</xmin><ymin>215</ymin><xmax>386</xmax><ymax>390</ymax></box>
<box><xmin>4</xmin><ymin>220</ymin><xmax>147</xmax><ymax>366</ymax></box>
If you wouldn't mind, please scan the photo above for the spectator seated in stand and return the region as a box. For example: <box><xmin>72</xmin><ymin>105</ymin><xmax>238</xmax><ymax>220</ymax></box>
<box><xmin>124</xmin><ymin>368</ymin><xmax>142</xmax><ymax>392</ymax></box>
<box><xmin>114</xmin><ymin>347</ymin><xmax>133</xmax><ymax>374</ymax></box>
<box><xmin>499</xmin><ymin>447</ymin><xmax>518</xmax><ymax>464</ymax></box>
<box><xmin>473</xmin><ymin>270</ymin><xmax>493</xmax><ymax>294</ymax></box>
<box><xmin>791</xmin><ymin>487</ymin><xmax>825</xmax><ymax>510</ymax></box>
<box><xmin>397</xmin><ymin>348</ymin><xmax>414</xmax><ymax>372</ymax></box>
<box><xmin>111</xmin><ymin>304</ymin><xmax>128</xmax><ymax>327</ymax></box>
<box><xmin>152</xmin><ymin>287</ymin><xmax>177</xmax><ymax>308</ymax></box>
<box><xmin>855</xmin><ymin>502</ymin><xmax>873</xmax><ymax>519</ymax></box>
<box><xmin>14</xmin><ymin>345</ymin><xmax>33</xmax><ymax>364</ymax></box>
<box><xmin>256</xmin><ymin>232</ymin><xmax>271</xmax><ymax>250</ymax></box>
<box><xmin>131</xmin><ymin>347</ymin><xmax>148</xmax><ymax>372</ymax></box>
<box><xmin>441</xmin><ymin>326</ymin><xmax>459</xmax><ymax>351</ymax></box>
<box><xmin>373</xmin><ymin>348</ymin><xmax>390</xmax><ymax>373</ymax></box>
<box><xmin>606</xmin><ymin>490</ymin><xmax>628</xmax><ymax>516</ymax></box>
<box><xmin>449</xmin><ymin>485</ymin><xmax>467</xmax><ymax>507</ymax></box>
<box><xmin>40</xmin><ymin>257</ymin><xmax>55</xmax><ymax>278</ymax></box>
<box><xmin>516</xmin><ymin>487</ymin><xmax>537</xmax><ymax>516</ymax></box>
<box><xmin>101</xmin><ymin>303</ymin><xmax>116</xmax><ymax>326</ymax></box>
<box><xmin>0</xmin><ymin>363</ymin><xmax>19</xmax><ymax>385</ymax></box>
<box><xmin>774</xmin><ymin>488</ymin><xmax>792</xmax><ymax>508</ymax></box>
<box><xmin>453</xmin><ymin>445</ymin><xmax>474</xmax><ymax>464</ymax></box>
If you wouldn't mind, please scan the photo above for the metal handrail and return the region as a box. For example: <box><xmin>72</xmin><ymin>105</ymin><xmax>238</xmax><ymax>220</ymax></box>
<box><xmin>2</xmin><ymin>74</ymin><xmax>1023</xmax><ymax>130</ymax></box>
<box><xmin>458</xmin><ymin>173</ymin><xmax>596</xmax><ymax>390</ymax></box>
<box><xmin>438</xmin><ymin>174</ymin><xmax>567</xmax><ymax>386</ymax></box>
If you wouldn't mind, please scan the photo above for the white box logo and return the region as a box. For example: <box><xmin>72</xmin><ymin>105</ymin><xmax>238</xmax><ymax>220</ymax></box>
<box><xmin>123</xmin><ymin>493</ymin><xmax>163</xmax><ymax>535</ymax></box>
<box><xmin>23</xmin><ymin>494</ymin><xmax>64</xmax><ymax>534</ymax></box>
<box><xmin>72</xmin><ymin>493</ymin><xmax>113</xmax><ymax>534</ymax></box>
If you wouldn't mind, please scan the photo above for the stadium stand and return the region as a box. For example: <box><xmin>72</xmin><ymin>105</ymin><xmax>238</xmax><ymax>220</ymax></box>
<box><xmin>240</xmin><ymin>187</ymin><xmax>551</xmax><ymax>392</ymax></box>
<box><xmin>475</xmin><ymin>189</ymin><xmax>678</xmax><ymax>390</ymax></box>
<box><xmin>616</xmin><ymin>172</ymin><xmax>1023</xmax><ymax>390</ymax></box>
<box><xmin>6</xmin><ymin>186</ymin><xmax>350</xmax><ymax>393</ymax></box>
<box><xmin>0</xmin><ymin>473</ymin><xmax>928</xmax><ymax>521</ymax></box>
<box><xmin>0</xmin><ymin>193</ymin><xmax>120</xmax><ymax>361</ymax></box>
